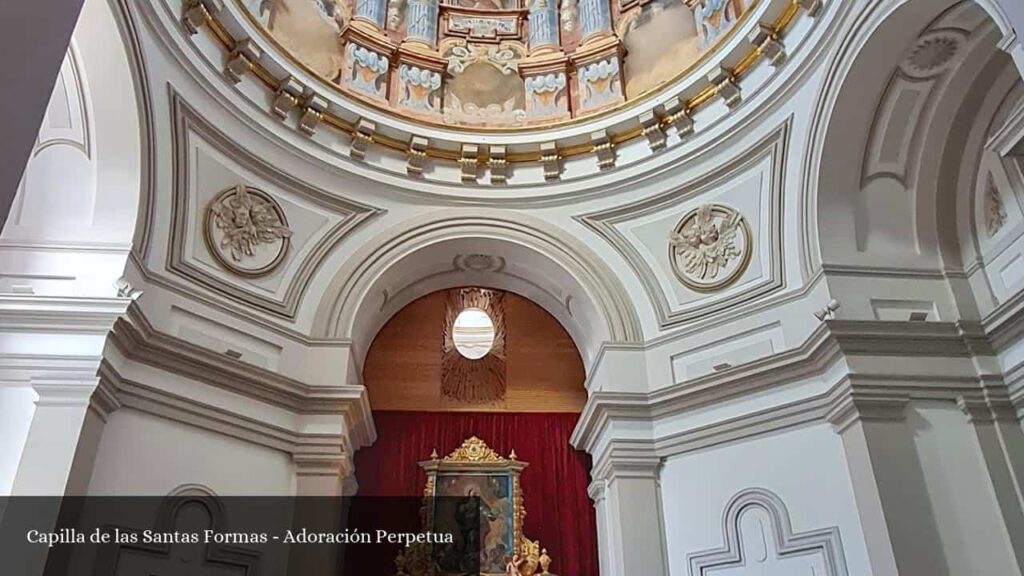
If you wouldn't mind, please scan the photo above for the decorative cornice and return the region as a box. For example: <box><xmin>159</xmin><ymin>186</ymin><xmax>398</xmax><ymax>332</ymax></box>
<box><xmin>108</xmin><ymin>305</ymin><xmax>375</xmax><ymax>448</ymax></box>
<box><xmin>573</xmin><ymin>318</ymin><xmax>1019</xmax><ymax>458</ymax></box>
<box><xmin>0</xmin><ymin>295</ymin><xmax>131</xmax><ymax>334</ymax></box>
<box><xmin>97</xmin><ymin>358</ymin><xmax>354</xmax><ymax>462</ymax></box>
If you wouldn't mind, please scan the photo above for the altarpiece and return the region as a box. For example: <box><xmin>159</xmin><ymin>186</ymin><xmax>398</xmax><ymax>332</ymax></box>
<box><xmin>396</xmin><ymin>437</ymin><xmax>553</xmax><ymax>575</ymax></box>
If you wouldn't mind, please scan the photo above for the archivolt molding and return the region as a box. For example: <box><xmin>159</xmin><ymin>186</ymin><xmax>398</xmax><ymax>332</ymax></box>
<box><xmin>168</xmin><ymin>90</ymin><xmax>383</xmax><ymax>320</ymax></box>
<box><xmin>314</xmin><ymin>209</ymin><xmax>644</xmax><ymax>363</ymax></box>
<box><xmin>577</xmin><ymin>119</ymin><xmax>786</xmax><ymax>330</ymax></box>
<box><xmin>687</xmin><ymin>487</ymin><xmax>849</xmax><ymax>576</ymax></box>
<box><xmin>802</xmin><ymin>0</ymin><xmax>1023</xmax><ymax>278</ymax></box>
<box><xmin>101</xmin><ymin>0</ymin><xmax>158</xmax><ymax>262</ymax></box>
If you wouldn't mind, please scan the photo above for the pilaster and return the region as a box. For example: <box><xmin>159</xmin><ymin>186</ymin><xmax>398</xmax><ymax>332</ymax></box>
<box><xmin>958</xmin><ymin>392</ymin><xmax>1024</xmax><ymax>572</ymax></box>
<box><xmin>826</xmin><ymin>387</ymin><xmax>949</xmax><ymax>576</ymax></box>
<box><xmin>590</xmin><ymin>444</ymin><xmax>669</xmax><ymax>576</ymax></box>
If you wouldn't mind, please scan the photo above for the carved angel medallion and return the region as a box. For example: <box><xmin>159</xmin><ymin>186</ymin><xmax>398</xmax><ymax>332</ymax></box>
<box><xmin>668</xmin><ymin>203</ymin><xmax>752</xmax><ymax>291</ymax></box>
<box><xmin>204</xmin><ymin>184</ymin><xmax>292</xmax><ymax>277</ymax></box>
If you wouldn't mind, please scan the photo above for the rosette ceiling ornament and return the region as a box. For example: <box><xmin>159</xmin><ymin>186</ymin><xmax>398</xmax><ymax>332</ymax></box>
<box><xmin>669</xmin><ymin>203</ymin><xmax>752</xmax><ymax>291</ymax></box>
<box><xmin>204</xmin><ymin>184</ymin><xmax>293</xmax><ymax>277</ymax></box>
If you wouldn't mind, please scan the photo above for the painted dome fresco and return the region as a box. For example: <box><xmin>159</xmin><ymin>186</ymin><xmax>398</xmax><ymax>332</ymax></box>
<box><xmin>237</xmin><ymin>0</ymin><xmax>753</xmax><ymax>129</ymax></box>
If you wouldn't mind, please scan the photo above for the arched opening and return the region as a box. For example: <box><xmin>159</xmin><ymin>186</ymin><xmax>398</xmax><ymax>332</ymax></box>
<box><xmin>352</xmin><ymin>287</ymin><xmax>597</xmax><ymax>576</ymax></box>
<box><xmin>811</xmin><ymin>0</ymin><xmax>1024</xmax><ymax>322</ymax></box>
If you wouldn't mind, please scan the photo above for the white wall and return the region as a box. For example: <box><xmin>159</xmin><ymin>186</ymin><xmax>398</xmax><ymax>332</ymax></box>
<box><xmin>660</xmin><ymin>423</ymin><xmax>871</xmax><ymax>576</ymax></box>
<box><xmin>86</xmin><ymin>409</ymin><xmax>294</xmax><ymax>496</ymax></box>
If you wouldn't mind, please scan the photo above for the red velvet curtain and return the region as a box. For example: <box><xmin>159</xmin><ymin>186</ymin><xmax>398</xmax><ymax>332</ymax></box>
<box><xmin>354</xmin><ymin>411</ymin><xmax>599</xmax><ymax>576</ymax></box>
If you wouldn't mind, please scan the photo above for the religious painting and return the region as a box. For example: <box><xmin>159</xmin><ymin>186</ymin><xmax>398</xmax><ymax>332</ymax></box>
<box><xmin>446</xmin><ymin>0</ymin><xmax>520</xmax><ymax>10</ymax></box>
<box><xmin>401</xmin><ymin>437</ymin><xmax>553</xmax><ymax>576</ymax></box>
<box><xmin>243</xmin><ymin>0</ymin><xmax>352</xmax><ymax>81</ymax></box>
<box><xmin>442</xmin><ymin>42</ymin><xmax>528</xmax><ymax>127</ymax></box>
<box><xmin>434</xmin><ymin>473</ymin><xmax>515</xmax><ymax>573</ymax></box>
<box><xmin>619</xmin><ymin>0</ymin><xmax>700</xmax><ymax>98</ymax></box>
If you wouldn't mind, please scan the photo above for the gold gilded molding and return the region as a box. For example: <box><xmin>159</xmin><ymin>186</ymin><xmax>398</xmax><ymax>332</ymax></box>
<box><xmin>442</xmin><ymin>436</ymin><xmax>508</xmax><ymax>463</ymax></box>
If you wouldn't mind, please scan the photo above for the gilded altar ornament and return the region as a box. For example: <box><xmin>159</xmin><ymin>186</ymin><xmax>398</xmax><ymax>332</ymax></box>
<box><xmin>669</xmin><ymin>203</ymin><xmax>752</xmax><ymax>292</ymax></box>
<box><xmin>445</xmin><ymin>436</ymin><xmax>507</xmax><ymax>462</ymax></box>
<box><xmin>397</xmin><ymin>437</ymin><xmax>555</xmax><ymax>575</ymax></box>
<box><xmin>204</xmin><ymin>184</ymin><xmax>292</xmax><ymax>277</ymax></box>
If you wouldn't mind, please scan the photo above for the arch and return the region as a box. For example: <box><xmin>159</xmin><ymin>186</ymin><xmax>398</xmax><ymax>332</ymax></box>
<box><xmin>1</xmin><ymin>0</ymin><xmax>149</xmax><ymax>295</ymax></box>
<box><xmin>312</xmin><ymin>209</ymin><xmax>644</xmax><ymax>371</ymax></box>
<box><xmin>808</xmin><ymin>0</ymin><xmax>1020</xmax><ymax>278</ymax></box>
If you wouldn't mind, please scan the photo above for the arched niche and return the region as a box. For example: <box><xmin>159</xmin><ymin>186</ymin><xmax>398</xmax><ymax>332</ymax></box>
<box><xmin>1</xmin><ymin>0</ymin><xmax>148</xmax><ymax>296</ymax></box>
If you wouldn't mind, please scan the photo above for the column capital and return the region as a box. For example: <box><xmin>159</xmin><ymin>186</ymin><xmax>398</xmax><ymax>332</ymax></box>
<box><xmin>592</xmin><ymin>440</ymin><xmax>661</xmax><ymax>481</ymax></box>
<box><xmin>292</xmin><ymin>451</ymin><xmax>350</xmax><ymax>478</ymax></box>
<box><xmin>826</xmin><ymin>388</ymin><xmax>909</xmax><ymax>434</ymax></box>
<box><xmin>587</xmin><ymin>478</ymin><xmax>606</xmax><ymax>504</ymax></box>
<box><xmin>956</xmin><ymin>395</ymin><xmax>1019</xmax><ymax>424</ymax></box>
<box><xmin>30</xmin><ymin>376</ymin><xmax>99</xmax><ymax>408</ymax></box>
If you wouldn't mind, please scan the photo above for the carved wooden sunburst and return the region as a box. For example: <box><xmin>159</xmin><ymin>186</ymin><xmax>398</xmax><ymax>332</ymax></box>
<box><xmin>441</xmin><ymin>287</ymin><xmax>507</xmax><ymax>403</ymax></box>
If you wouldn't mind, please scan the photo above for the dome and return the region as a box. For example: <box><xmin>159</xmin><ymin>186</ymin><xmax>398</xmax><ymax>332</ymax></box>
<box><xmin>171</xmin><ymin>0</ymin><xmax>809</xmax><ymax>190</ymax></box>
<box><xmin>235</xmin><ymin>0</ymin><xmax>752</xmax><ymax>130</ymax></box>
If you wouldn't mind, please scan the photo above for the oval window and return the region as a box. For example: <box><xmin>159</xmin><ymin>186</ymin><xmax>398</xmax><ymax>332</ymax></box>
<box><xmin>452</xmin><ymin>308</ymin><xmax>495</xmax><ymax>360</ymax></box>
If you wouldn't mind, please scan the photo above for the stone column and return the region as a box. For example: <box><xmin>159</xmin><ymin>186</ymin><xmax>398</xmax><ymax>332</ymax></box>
<box><xmin>528</xmin><ymin>0</ymin><xmax>560</xmax><ymax>53</ymax></box>
<box><xmin>10</xmin><ymin>377</ymin><xmax>103</xmax><ymax>496</ymax></box>
<box><xmin>404</xmin><ymin>0</ymin><xmax>439</xmax><ymax>47</ymax></box>
<box><xmin>589</xmin><ymin>451</ymin><xmax>670</xmax><ymax>576</ymax></box>
<box><xmin>355</xmin><ymin>0</ymin><xmax>387</xmax><ymax>29</ymax></box>
<box><xmin>958</xmin><ymin>394</ymin><xmax>1024</xmax><ymax>572</ymax></box>
<box><xmin>288</xmin><ymin>454</ymin><xmax>356</xmax><ymax>574</ymax></box>
<box><xmin>576</xmin><ymin>0</ymin><xmax>612</xmax><ymax>43</ymax></box>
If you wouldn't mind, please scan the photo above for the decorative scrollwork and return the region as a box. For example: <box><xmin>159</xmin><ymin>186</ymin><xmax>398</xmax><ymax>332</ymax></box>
<box><xmin>443</xmin><ymin>436</ymin><xmax>508</xmax><ymax>462</ymax></box>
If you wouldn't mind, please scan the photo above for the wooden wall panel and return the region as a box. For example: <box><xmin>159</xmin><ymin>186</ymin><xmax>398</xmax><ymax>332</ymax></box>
<box><xmin>363</xmin><ymin>289</ymin><xmax>586</xmax><ymax>412</ymax></box>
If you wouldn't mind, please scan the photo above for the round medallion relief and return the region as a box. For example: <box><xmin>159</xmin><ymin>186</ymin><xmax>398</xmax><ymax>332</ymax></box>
<box><xmin>899</xmin><ymin>31</ymin><xmax>963</xmax><ymax>79</ymax></box>
<box><xmin>203</xmin><ymin>184</ymin><xmax>293</xmax><ymax>277</ymax></box>
<box><xmin>668</xmin><ymin>203</ymin><xmax>752</xmax><ymax>292</ymax></box>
